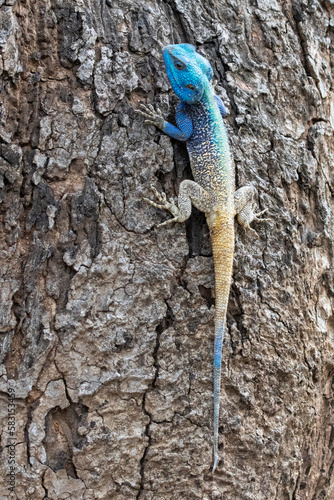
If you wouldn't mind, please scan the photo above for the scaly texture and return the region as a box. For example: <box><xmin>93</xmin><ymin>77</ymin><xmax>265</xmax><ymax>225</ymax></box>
<box><xmin>138</xmin><ymin>43</ymin><xmax>266</xmax><ymax>472</ymax></box>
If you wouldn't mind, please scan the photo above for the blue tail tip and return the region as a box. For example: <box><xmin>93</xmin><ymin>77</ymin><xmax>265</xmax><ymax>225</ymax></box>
<box><xmin>212</xmin><ymin>454</ymin><xmax>219</xmax><ymax>474</ymax></box>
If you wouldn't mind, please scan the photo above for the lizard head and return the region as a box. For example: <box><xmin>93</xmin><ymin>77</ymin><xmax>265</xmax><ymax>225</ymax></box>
<box><xmin>162</xmin><ymin>44</ymin><xmax>213</xmax><ymax>104</ymax></box>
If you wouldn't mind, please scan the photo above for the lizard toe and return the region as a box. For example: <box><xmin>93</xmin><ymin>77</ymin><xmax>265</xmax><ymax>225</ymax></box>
<box><xmin>156</xmin><ymin>217</ymin><xmax>179</xmax><ymax>228</ymax></box>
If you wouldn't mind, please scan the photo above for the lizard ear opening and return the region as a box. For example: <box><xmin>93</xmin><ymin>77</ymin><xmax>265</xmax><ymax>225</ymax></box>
<box><xmin>206</xmin><ymin>65</ymin><xmax>214</xmax><ymax>81</ymax></box>
<box><xmin>196</xmin><ymin>51</ymin><xmax>214</xmax><ymax>81</ymax></box>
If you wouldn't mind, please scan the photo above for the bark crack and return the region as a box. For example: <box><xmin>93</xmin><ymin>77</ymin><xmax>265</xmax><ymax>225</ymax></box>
<box><xmin>41</xmin><ymin>469</ymin><xmax>49</xmax><ymax>500</ymax></box>
<box><xmin>136</xmin><ymin>300</ymin><xmax>172</xmax><ymax>499</ymax></box>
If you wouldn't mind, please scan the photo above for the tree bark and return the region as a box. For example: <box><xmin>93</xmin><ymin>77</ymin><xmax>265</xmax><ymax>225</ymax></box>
<box><xmin>1</xmin><ymin>0</ymin><xmax>334</xmax><ymax>498</ymax></box>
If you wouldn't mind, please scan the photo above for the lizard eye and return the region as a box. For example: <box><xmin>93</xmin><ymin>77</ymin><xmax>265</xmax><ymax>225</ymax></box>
<box><xmin>174</xmin><ymin>60</ymin><xmax>186</xmax><ymax>70</ymax></box>
<box><xmin>186</xmin><ymin>84</ymin><xmax>195</xmax><ymax>90</ymax></box>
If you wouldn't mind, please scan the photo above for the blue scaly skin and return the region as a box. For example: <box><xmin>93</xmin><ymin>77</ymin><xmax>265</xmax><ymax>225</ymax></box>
<box><xmin>138</xmin><ymin>44</ymin><xmax>268</xmax><ymax>474</ymax></box>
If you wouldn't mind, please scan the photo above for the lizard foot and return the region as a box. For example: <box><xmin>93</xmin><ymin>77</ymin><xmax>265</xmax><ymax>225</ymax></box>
<box><xmin>144</xmin><ymin>187</ymin><xmax>181</xmax><ymax>226</ymax></box>
<box><xmin>137</xmin><ymin>104</ymin><xmax>166</xmax><ymax>130</ymax></box>
<box><xmin>237</xmin><ymin>204</ymin><xmax>269</xmax><ymax>238</ymax></box>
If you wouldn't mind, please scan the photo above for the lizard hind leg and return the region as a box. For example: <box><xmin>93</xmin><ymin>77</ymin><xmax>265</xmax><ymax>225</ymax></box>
<box><xmin>234</xmin><ymin>186</ymin><xmax>269</xmax><ymax>237</ymax></box>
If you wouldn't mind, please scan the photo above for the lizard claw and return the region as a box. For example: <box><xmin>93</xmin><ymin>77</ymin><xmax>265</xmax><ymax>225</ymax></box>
<box><xmin>143</xmin><ymin>197</ymin><xmax>166</xmax><ymax>211</ymax></box>
<box><xmin>156</xmin><ymin>217</ymin><xmax>178</xmax><ymax>228</ymax></box>
<box><xmin>249</xmin><ymin>228</ymin><xmax>260</xmax><ymax>239</ymax></box>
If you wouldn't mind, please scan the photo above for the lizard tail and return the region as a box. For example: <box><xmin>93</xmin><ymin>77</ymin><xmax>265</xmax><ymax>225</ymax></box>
<box><xmin>209</xmin><ymin>212</ymin><xmax>234</xmax><ymax>474</ymax></box>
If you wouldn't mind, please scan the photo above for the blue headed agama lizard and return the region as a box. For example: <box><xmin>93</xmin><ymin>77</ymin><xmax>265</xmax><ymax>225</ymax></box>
<box><xmin>137</xmin><ymin>44</ymin><xmax>268</xmax><ymax>474</ymax></box>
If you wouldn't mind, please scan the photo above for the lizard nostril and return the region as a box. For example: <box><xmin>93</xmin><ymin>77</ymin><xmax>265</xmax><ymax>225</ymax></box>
<box><xmin>186</xmin><ymin>84</ymin><xmax>195</xmax><ymax>90</ymax></box>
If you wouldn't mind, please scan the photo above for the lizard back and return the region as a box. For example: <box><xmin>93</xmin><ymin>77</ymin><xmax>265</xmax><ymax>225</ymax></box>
<box><xmin>184</xmin><ymin>92</ymin><xmax>235</xmax><ymax>211</ymax></box>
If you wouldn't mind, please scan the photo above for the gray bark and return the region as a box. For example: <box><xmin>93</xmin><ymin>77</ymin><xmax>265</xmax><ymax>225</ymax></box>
<box><xmin>1</xmin><ymin>0</ymin><xmax>334</xmax><ymax>498</ymax></box>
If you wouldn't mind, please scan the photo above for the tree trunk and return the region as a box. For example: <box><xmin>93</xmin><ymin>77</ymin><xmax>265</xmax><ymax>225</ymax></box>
<box><xmin>1</xmin><ymin>0</ymin><xmax>334</xmax><ymax>498</ymax></box>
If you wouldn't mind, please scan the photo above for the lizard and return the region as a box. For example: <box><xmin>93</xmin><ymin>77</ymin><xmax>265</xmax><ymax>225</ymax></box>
<box><xmin>137</xmin><ymin>43</ymin><xmax>268</xmax><ymax>474</ymax></box>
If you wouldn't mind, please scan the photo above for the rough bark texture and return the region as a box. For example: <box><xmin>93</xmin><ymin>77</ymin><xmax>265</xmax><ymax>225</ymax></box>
<box><xmin>1</xmin><ymin>0</ymin><xmax>334</xmax><ymax>498</ymax></box>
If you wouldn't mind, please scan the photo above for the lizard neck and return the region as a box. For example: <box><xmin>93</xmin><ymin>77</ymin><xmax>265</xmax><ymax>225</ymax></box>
<box><xmin>201</xmin><ymin>80</ymin><xmax>215</xmax><ymax>101</ymax></box>
<box><xmin>186</xmin><ymin>81</ymin><xmax>221</xmax><ymax>125</ymax></box>
<box><xmin>192</xmin><ymin>80</ymin><xmax>216</xmax><ymax>110</ymax></box>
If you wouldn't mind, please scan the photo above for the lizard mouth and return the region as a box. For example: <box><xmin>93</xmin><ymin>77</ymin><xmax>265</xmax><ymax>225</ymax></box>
<box><xmin>163</xmin><ymin>48</ymin><xmax>180</xmax><ymax>91</ymax></box>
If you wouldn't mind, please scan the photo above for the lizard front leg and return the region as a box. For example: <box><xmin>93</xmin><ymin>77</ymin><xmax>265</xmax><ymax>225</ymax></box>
<box><xmin>234</xmin><ymin>186</ymin><xmax>269</xmax><ymax>236</ymax></box>
<box><xmin>145</xmin><ymin>180</ymin><xmax>214</xmax><ymax>227</ymax></box>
